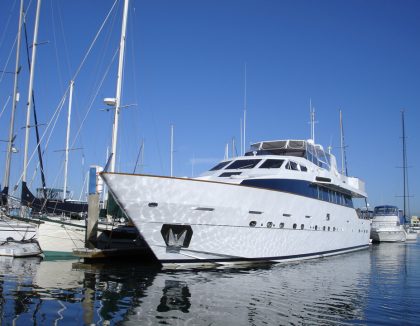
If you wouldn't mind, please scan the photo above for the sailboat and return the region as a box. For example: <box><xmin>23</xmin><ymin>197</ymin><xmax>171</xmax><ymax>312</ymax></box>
<box><xmin>400</xmin><ymin>110</ymin><xmax>417</xmax><ymax>241</ymax></box>
<box><xmin>0</xmin><ymin>0</ymin><xmax>42</xmax><ymax>257</ymax></box>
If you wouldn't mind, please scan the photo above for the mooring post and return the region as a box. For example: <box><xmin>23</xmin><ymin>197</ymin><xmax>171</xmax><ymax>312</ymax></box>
<box><xmin>86</xmin><ymin>166</ymin><xmax>100</xmax><ymax>248</ymax></box>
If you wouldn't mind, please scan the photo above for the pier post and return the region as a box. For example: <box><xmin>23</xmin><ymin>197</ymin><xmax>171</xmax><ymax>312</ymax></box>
<box><xmin>86</xmin><ymin>167</ymin><xmax>99</xmax><ymax>248</ymax></box>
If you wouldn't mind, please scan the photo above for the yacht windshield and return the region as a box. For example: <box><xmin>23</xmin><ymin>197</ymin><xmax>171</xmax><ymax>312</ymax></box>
<box><xmin>374</xmin><ymin>206</ymin><xmax>398</xmax><ymax>216</ymax></box>
<box><xmin>209</xmin><ymin>161</ymin><xmax>232</xmax><ymax>171</ymax></box>
<box><xmin>226</xmin><ymin>159</ymin><xmax>261</xmax><ymax>170</ymax></box>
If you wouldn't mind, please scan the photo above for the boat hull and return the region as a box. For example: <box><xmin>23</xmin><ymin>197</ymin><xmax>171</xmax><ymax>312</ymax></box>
<box><xmin>102</xmin><ymin>173</ymin><xmax>371</xmax><ymax>267</ymax></box>
<box><xmin>0</xmin><ymin>219</ymin><xmax>38</xmax><ymax>242</ymax></box>
<box><xmin>370</xmin><ymin>229</ymin><xmax>406</xmax><ymax>243</ymax></box>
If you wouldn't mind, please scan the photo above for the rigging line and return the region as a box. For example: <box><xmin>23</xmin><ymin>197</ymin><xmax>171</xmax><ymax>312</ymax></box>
<box><xmin>0</xmin><ymin>96</ymin><xmax>11</xmax><ymax>120</ymax></box>
<box><xmin>70</xmin><ymin>0</ymin><xmax>118</xmax><ymax>82</ymax></box>
<box><xmin>0</xmin><ymin>27</ymin><xmax>17</xmax><ymax>84</ymax></box>
<box><xmin>30</xmin><ymin>93</ymin><xmax>67</xmax><ymax>187</ymax></box>
<box><xmin>69</xmin><ymin>47</ymin><xmax>119</xmax><ymax>151</ymax></box>
<box><xmin>0</xmin><ymin>0</ymin><xmax>33</xmax><ymax>83</ymax></box>
<box><xmin>11</xmin><ymin>93</ymin><xmax>67</xmax><ymax>196</ymax></box>
<box><xmin>0</xmin><ymin>0</ymin><xmax>17</xmax><ymax>52</ymax></box>
<box><xmin>56</xmin><ymin>0</ymin><xmax>73</xmax><ymax>80</ymax></box>
<box><xmin>49</xmin><ymin>0</ymin><xmax>65</xmax><ymax>94</ymax></box>
<box><xmin>27</xmin><ymin>94</ymin><xmax>66</xmax><ymax>189</ymax></box>
<box><xmin>23</xmin><ymin>13</ymin><xmax>47</xmax><ymax>194</ymax></box>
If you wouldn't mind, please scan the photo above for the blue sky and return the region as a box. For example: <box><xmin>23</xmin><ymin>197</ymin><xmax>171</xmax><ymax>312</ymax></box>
<box><xmin>0</xmin><ymin>0</ymin><xmax>419</xmax><ymax>213</ymax></box>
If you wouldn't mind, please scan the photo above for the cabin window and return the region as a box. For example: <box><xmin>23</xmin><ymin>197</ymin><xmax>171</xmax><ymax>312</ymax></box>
<box><xmin>210</xmin><ymin>161</ymin><xmax>232</xmax><ymax>171</ymax></box>
<box><xmin>267</xmin><ymin>222</ymin><xmax>273</xmax><ymax>228</ymax></box>
<box><xmin>219</xmin><ymin>172</ymin><xmax>242</xmax><ymax>177</ymax></box>
<box><xmin>315</xmin><ymin>225</ymin><xmax>318</xmax><ymax>230</ymax></box>
<box><xmin>293</xmin><ymin>223</ymin><xmax>297</xmax><ymax>229</ymax></box>
<box><xmin>323</xmin><ymin>226</ymin><xmax>326</xmax><ymax>231</ymax></box>
<box><xmin>286</xmin><ymin>161</ymin><xmax>299</xmax><ymax>171</ymax></box>
<box><xmin>249</xmin><ymin>221</ymin><xmax>256</xmax><ymax>227</ymax></box>
<box><xmin>300</xmin><ymin>224</ymin><xmax>304</xmax><ymax>230</ymax></box>
<box><xmin>226</xmin><ymin>159</ymin><xmax>261</xmax><ymax>170</ymax></box>
<box><xmin>259</xmin><ymin>159</ymin><xmax>284</xmax><ymax>169</ymax></box>
<box><xmin>279</xmin><ymin>222</ymin><xmax>285</xmax><ymax>228</ymax></box>
<box><xmin>300</xmin><ymin>165</ymin><xmax>308</xmax><ymax>172</ymax></box>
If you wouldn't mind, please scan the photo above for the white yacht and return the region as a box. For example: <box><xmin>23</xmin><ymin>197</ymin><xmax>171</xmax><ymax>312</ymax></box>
<box><xmin>101</xmin><ymin>139</ymin><xmax>371</xmax><ymax>267</ymax></box>
<box><xmin>370</xmin><ymin>205</ymin><xmax>406</xmax><ymax>243</ymax></box>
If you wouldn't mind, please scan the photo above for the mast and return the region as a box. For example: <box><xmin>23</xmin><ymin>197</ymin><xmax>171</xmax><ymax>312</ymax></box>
<box><xmin>22</xmin><ymin>0</ymin><xmax>41</xmax><ymax>184</ymax></box>
<box><xmin>3</xmin><ymin>0</ymin><xmax>24</xmax><ymax>200</ymax></box>
<box><xmin>170</xmin><ymin>124</ymin><xmax>174</xmax><ymax>177</ymax></box>
<box><xmin>401</xmin><ymin>109</ymin><xmax>407</xmax><ymax>221</ymax></box>
<box><xmin>339</xmin><ymin>109</ymin><xmax>348</xmax><ymax>176</ymax></box>
<box><xmin>109</xmin><ymin>0</ymin><xmax>129</xmax><ymax>173</ymax></box>
<box><xmin>63</xmin><ymin>80</ymin><xmax>74</xmax><ymax>200</ymax></box>
<box><xmin>243</xmin><ymin>63</ymin><xmax>247</xmax><ymax>155</ymax></box>
<box><xmin>309</xmin><ymin>99</ymin><xmax>315</xmax><ymax>142</ymax></box>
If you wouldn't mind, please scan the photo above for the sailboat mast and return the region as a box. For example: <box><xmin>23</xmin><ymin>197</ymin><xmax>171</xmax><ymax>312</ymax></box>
<box><xmin>401</xmin><ymin>109</ymin><xmax>407</xmax><ymax>220</ymax></box>
<box><xmin>3</xmin><ymin>0</ymin><xmax>24</xmax><ymax>197</ymax></box>
<box><xmin>110</xmin><ymin>0</ymin><xmax>129</xmax><ymax>173</ymax></box>
<box><xmin>170</xmin><ymin>124</ymin><xmax>174</xmax><ymax>177</ymax></box>
<box><xmin>243</xmin><ymin>63</ymin><xmax>247</xmax><ymax>155</ymax></box>
<box><xmin>22</xmin><ymin>0</ymin><xmax>41</xmax><ymax>183</ymax></box>
<box><xmin>63</xmin><ymin>80</ymin><xmax>74</xmax><ymax>200</ymax></box>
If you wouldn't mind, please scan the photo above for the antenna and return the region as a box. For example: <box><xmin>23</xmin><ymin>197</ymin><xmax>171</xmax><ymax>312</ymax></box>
<box><xmin>309</xmin><ymin>99</ymin><xmax>317</xmax><ymax>142</ymax></box>
<box><xmin>243</xmin><ymin>63</ymin><xmax>247</xmax><ymax>155</ymax></box>
<box><xmin>170</xmin><ymin>124</ymin><xmax>174</xmax><ymax>177</ymax></box>
<box><xmin>339</xmin><ymin>109</ymin><xmax>348</xmax><ymax>176</ymax></box>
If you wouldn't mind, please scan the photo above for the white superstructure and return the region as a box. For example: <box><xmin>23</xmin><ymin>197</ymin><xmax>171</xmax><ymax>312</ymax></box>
<box><xmin>102</xmin><ymin>139</ymin><xmax>371</xmax><ymax>267</ymax></box>
<box><xmin>370</xmin><ymin>205</ymin><xmax>406</xmax><ymax>243</ymax></box>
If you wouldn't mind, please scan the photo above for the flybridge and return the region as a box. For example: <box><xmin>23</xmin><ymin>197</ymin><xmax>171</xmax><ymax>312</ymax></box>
<box><xmin>247</xmin><ymin>139</ymin><xmax>332</xmax><ymax>170</ymax></box>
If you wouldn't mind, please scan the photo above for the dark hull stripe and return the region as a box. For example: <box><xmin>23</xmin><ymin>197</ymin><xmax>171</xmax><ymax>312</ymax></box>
<box><xmin>158</xmin><ymin>244</ymin><xmax>369</xmax><ymax>264</ymax></box>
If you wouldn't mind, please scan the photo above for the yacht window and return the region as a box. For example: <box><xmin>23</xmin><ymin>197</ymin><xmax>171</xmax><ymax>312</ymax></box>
<box><xmin>300</xmin><ymin>165</ymin><xmax>308</xmax><ymax>172</ymax></box>
<box><xmin>226</xmin><ymin>159</ymin><xmax>261</xmax><ymax>170</ymax></box>
<box><xmin>259</xmin><ymin>159</ymin><xmax>284</xmax><ymax>169</ymax></box>
<box><xmin>219</xmin><ymin>172</ymin><xmax>242</xmax><ymax>177</ymax></box>
<box><xmin>293</xmin><ymin>223</ymin><xmax>297</xmax><ymax>229</ymax></box>
<box><xmin>210</xmin><ymin>161</ymin><xmax>232</xmax><ymax>171</ymax></box>
<box><xmin>285</xmin><ymin>161</ymin><xmax>298</xmax><ymax>171</ymax></box>
<box><xmin>279</xmin><ymin>222</ymin><xmax>284</xmax><ymax>228</ymax></box>
<box><xmin>300</xmin><ymin>224</ymin><xmax>304</xmax><ymax>230</ymax></box>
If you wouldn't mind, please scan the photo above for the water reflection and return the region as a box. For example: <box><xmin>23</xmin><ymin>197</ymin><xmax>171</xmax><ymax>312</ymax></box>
<box><xmin>0</xmin><ymin>242</ymin><xmax>419</xmax><ymax>325</ymax></box>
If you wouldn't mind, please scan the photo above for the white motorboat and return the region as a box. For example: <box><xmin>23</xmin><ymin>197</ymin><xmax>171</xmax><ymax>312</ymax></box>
<box><xmin>370</xmin><ymin>205</ymin><xmax>406</xmax><ymax>243</ymax></box>
<box><xmin>102</xmin><ymin>139</ymin><xmax>371</xmax><ymax>267</ymax></box>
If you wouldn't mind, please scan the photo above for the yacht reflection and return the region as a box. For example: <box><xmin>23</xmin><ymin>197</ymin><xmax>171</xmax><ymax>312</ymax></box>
<box><xmin>157</xmin><ymin>280</ymin><xmax>191</xmax><ymax>313</ymax></box>
<box><xmin>2</xmin><ymin>244</ymin><xmax>417</xmax><ymax>325</ymax></box>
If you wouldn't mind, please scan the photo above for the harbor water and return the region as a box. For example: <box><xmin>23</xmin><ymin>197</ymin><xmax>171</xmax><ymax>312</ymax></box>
<box><xmin>0</xmin><ymin>241</ymin><xmax>419</xmax><ymax>325</ymax></box>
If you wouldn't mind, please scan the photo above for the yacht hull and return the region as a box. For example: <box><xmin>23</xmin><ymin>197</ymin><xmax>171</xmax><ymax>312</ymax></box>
<box><xmin>102</xmin><ymin>173</ymin><xmax>371</xmax><ymax>267</ymax></box>
<box><xmin>370</xmin><ymin>229</ymin><xmax>406</xmax><ymax>243</ymax></box>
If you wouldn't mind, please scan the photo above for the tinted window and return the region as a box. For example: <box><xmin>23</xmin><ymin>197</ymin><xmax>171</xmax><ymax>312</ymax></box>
<box><xmin>286</xmin><ymin>161</ymin><xmax>298</xmax><ymax>170</ymax></box>
<box><xmin>219</xmin><ymin>172</ymin><xmax>242</xmax><ymax>177</ymax></box>
<box><xmin>300</xmin><ymin>165</ymin><xmax>307</xmax><ymax>172</ymax></box>
<box><xmin>226</xmin><ymin>159</ymin><xmax>261</xmax><ymax>170</ymax></box>
<box><xmin>210</xmin><ymin>161</ymin><xmax>232</xmax><ymax>171</ymax></box>
<box><xmin>259</xmin><ymin>159</ymin><xmax>284</xmax><ymax>169</ymax></box>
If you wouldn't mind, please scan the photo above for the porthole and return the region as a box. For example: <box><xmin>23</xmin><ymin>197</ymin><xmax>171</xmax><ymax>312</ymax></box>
<box><xmin>279</xmin><ymin>222</ymin><xmax>285</xmax><ymax>229</ymax></box>
<box><xmin>249</xmin><ymin>221</ymin><xmax>256</xmax><ymax>227</ymax></box>
<box><xmin>267</xmin><ymin>222</ymin><xmax>273</xmax><ymax>228</ymax></box>
<box><xmin>315</xmin><ymin>225</ymin><xmax>318</xmax><ymax>230</ymax></box>
<box><xmin>293</xmin><ymin>223</ymin><xmax>297</xmax><ymax>229</ymax></box>
<box><xmin>300</xmin><ymin>224</ymin><xmax>304</xmax><ymax>230</ymax></box>
<box><xmin>328</xmin><ymin>226</ymin><xmax>330</xmax><ymax>231</ymax></box>
<box><xmin>323</xmin><ymin>226</ymin><xmax>326</xmax><ymax>231</ymax></box>
<box><xmin>333</xmin><ymin>227</ymin><xmax>336</xmax><ymax>231</ymax></box>
<box><xmin>148</xmin><ymin>202</ymin><xmax>158</xmax><ymax>207</ymax></box>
